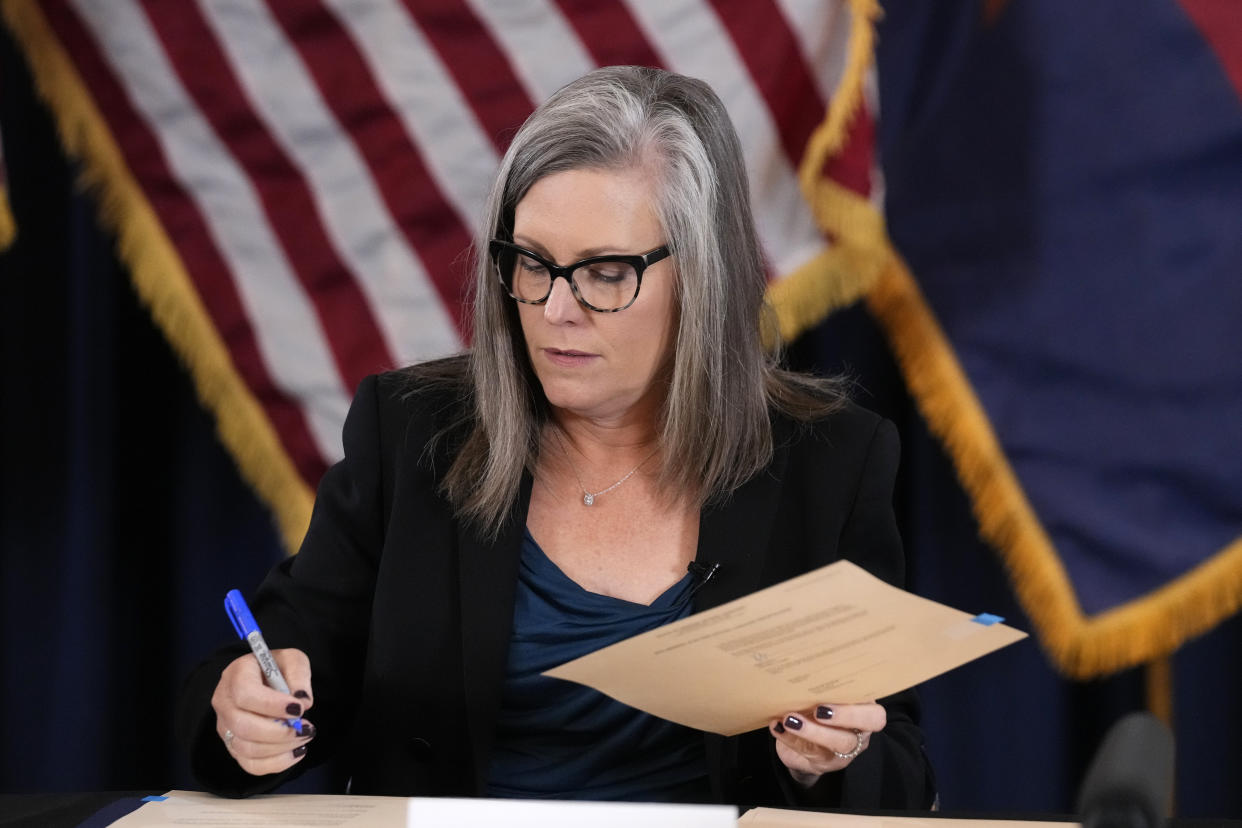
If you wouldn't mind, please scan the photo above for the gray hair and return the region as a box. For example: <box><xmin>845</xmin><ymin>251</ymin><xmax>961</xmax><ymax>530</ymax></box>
<box><xmin>432</xmin><ymin>66</ymin><xmax>843</xmax><ymax>537</ymax></box>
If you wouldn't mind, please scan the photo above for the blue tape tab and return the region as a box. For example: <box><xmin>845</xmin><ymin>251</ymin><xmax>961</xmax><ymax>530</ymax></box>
<box><xmin>972</xmin><ymin>613</ymin><xmax>1004</xmax><ymax>626</ymax></box>
<box><xmin>141</xmin><ymin>796</ymin><xmax>169</xmax><ymax>802</ymax></box>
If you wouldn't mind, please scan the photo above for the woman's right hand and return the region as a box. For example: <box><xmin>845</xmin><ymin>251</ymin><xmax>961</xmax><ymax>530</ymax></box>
<box><xmin>211</xmin><ymin>648</ymin><xmax>316</xmax><ymax>776</ymax></box>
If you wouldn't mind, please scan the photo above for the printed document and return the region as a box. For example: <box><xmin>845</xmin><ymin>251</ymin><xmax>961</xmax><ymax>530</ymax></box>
<box><xmin>545</xmin><ymin>560</ymin><xmax>1026</xmax><ymax>735</ymax></box>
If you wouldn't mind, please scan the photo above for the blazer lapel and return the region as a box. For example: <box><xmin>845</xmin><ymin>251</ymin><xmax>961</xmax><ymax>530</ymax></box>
<box><xmin>694</xmin><ymin>424</ymin><xmax>790</xmax><ymax>800</ymax></box>
<box><xmin>692</xmin><ymin>430</ymin><xmax>790</xmax><ymax>613</ymax></box>
<box><xmin>457</xmin><ymin>472</ymin><xmax>533</xmax><ymax>793</ymax></box>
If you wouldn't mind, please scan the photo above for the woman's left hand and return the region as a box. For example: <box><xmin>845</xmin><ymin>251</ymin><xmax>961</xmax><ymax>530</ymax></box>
<box><xmin>769</xmin><ymin>702</ymin><xmax>886</xmax><ymax>786</ymax></box>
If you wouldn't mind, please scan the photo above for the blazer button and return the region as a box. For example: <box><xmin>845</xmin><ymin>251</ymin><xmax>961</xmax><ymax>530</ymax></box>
<box><xmin>410</xmin><ymin>737</ymin><xmax>432</xmax><ymax>760</ymax></box>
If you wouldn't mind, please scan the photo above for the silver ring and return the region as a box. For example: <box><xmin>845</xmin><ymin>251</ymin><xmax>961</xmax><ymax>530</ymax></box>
<box><xmin>223</xmin><ymin>729</ymin><xmax>235</xmax><ymax>750</ymax></box>
<box><xmin>832</xmin><ymin>728</ymin><xmax>865</xmax><ymax>760</ymax></box>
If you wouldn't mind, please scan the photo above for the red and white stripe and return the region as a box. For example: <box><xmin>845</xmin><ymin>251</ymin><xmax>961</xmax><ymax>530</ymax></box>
<box><xmin>44</xmin><ymin>0</ymin><xmax>879</xmax><ymax>481</ymax></box>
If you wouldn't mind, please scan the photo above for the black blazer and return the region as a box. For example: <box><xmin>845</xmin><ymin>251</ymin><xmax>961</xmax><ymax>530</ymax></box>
<box><xmin>178</xmin><ymin>368</ymin><xmax>934</xmax><ymax>809</ymax></box>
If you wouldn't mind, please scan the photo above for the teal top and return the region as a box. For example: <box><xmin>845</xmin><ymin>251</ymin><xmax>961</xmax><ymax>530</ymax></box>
<box><xmin>484</xmin><ymin>530</ymin><xmax>711</xmax><ymax>801</ymax></box>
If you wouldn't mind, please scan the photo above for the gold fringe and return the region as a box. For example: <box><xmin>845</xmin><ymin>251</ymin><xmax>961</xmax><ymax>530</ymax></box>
<box><xmin>2</xmin><ymin>0</ymin><xmax>313</xmax><ymax>553</ymax></box>
<box><xmin>768</xmin><ymin>0</ymin><xmax>889</xmax><ymax>345</ymax></box>
<box><xmin>798</xmin><ymin>0</ymin><xmax>883</xmax><ymax>214</ymax></box>
<box><xmin>765</xmin><ymin>242</ymin><xmax>883</xmax><ymax>346</ymax></box>
<box><xmin>811</xmin><ymin>178</ymin><xmax>888</xmax><ymax>250</ymax></box>
<box><xmin>867</xmin><ymin>253</ymin><xmax>1242</xmax><ymax>678</ymax></box>
<box><xmin>0</xmin><ymin>186</ymin><xmax>15</xmax><ymax>249</ymax></box>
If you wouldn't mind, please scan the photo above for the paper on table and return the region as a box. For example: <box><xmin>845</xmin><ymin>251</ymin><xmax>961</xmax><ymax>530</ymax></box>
<box><xmin>108</xmin><ymin>790</ymin><xmax>408</xmax><ymax>826</ymax></box>
<box><xmin>407</xmin><ymin>797</ymin><xmax>736</xmax><ymax>827</ymax></box>
<box><xmin>545</xmin><ymin>560</ymin><xmax>1026</xmax><ymax>736</ymax></box>
<box><xmin>107</xmin><ymin>791</ymin><xmax>734</xmax><ymax>828</ymax></box>
<box><xmin>738</xmin><ymin>808</ymin><xmax>1077</xmax><ymax>828</ymax></box>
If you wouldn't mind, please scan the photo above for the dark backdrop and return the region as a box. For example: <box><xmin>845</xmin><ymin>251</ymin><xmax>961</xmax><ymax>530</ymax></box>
<box><xmin>3</xmin><ymin>9</ymin><xmax>1240</xmax><ymax>817</ymax></box>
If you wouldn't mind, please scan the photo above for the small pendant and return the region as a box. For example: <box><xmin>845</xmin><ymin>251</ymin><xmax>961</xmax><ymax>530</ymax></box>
<box><xmin>583</xmin><ymin>493</ymin><xmax>595</xmax><ymax>506</ymax></box>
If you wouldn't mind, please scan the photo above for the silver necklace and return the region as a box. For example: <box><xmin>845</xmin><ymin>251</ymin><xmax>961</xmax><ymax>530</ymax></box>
<box><xmin>551</xmin><ymin>428</ymin><xmax>656</xmax><ymax>506</ymax></box>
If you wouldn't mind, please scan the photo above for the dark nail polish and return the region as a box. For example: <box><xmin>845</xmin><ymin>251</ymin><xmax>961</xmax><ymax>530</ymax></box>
<box><xmin>816</xmin><ymin>705</ymin><xmax>834</xmax><ymax>720</ymax></box>
<box><xmin>784</xmin><ymin>715</ymin><xmax>803</xmax><ymax>731</ymax></box>
<box><xmin>286</xmin><ymin>702</ymin><xmax>302</xmax><ymax>716</ymax></box>
<box><xmin>300</xmin><ymin>722</ymin><xmax>317</xmax><ymax>739</ymax></box>
<box><xmin>292</xmin><ymin>744</ymin><xmax>308</xmax><ymax>758</ymax></box>
<box><xmin>774</xmin><ymin>721</ymin><xmax>786</xmax><ymax>734</ymax></box>
<box><xmin>294</xmin><ymin>690</ymin><xmax>310</xmax><ymax>700</ymax></box>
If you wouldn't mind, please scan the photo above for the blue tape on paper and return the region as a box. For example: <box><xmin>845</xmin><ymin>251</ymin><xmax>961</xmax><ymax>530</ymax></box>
<box><xmin>972</xmin><ymin>613</ymin><xmax>1004</xmax><ymax>626</ymax></box>
<box><xmin>141</xmin><ymin>796</ymin><xmax>168</xmax><ymax>802</ymax></box>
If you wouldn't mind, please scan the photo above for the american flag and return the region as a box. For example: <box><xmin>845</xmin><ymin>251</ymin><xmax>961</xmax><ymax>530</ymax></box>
<box><xmin>5</xmin><ymin>0</ymin><xmax>881</xmax><ymax>547</ymax></box>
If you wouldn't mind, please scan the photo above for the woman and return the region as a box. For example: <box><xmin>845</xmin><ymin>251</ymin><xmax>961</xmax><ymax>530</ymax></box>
<box><xmin>178</xmin><ymin>66</ymin><xmax>934</xmax><ymax>809</ymax></box>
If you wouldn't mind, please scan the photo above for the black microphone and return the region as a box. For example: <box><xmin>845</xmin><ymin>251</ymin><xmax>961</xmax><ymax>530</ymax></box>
<box><xmin>687</xmin><ymin>560</ymin><xmax>721</xmax><ymax>588</ymax></box>
<box><xmin>1076</xmin><ymin>712</ymin><xmax>1175</xmax><ymax>828</ymax></box>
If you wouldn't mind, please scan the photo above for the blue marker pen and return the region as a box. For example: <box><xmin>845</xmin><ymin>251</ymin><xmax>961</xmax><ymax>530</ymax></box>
<box><xmin>224</xmin><ymin>589</ymin><xmax>303</xmax><ymax>734</ymax></box>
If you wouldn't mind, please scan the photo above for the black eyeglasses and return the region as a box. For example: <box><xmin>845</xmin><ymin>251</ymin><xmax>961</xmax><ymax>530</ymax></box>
<box><xmin>488</xmin><ymin>239</ymin><xmax>671</xmax><ymax>313</ymax></box>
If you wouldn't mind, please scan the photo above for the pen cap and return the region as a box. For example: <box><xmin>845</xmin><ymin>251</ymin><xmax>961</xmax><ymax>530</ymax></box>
<box><xmin>224</xmin><ymin>589</ymin><xmax>259</xmax><ymax>639</ymax></box>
